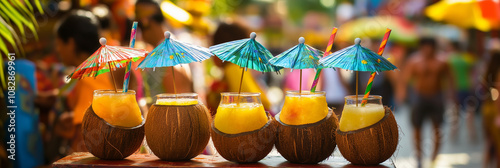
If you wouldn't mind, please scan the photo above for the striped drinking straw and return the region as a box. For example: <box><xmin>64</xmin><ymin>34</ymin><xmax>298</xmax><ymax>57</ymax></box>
<box><xmin>122</xmin><ymin>21</ymin><xmax>138</xmax><ymax>92</ymax></box>
<box><xmin>310</xmin><ymin>27</ymin><xmax>338</xmax><ymax>92</ymax></box>
<box><xmin>361</xmin><ymin>28</ymin><xmax>391</xmax><ymax>106</ymax></box>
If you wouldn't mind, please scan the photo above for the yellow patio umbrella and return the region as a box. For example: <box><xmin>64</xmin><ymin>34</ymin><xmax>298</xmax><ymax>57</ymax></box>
<box><xmin>425</xmin><ymin>0</ymin><xmax>497</xmax><ymax>31</ymax></box>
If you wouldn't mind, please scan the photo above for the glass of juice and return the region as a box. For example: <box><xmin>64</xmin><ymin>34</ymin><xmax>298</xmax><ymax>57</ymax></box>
<box><xmin>214</xmin><ymin>92</ymin><xmax>269</xmax><ymax>134</ymax></box>
<box><xmin>339</xmin><ymin>95</ymin><xmax>385</xmax><ymax>132</ymax></box>
<box><xmin>91</xmin><ymin>90</ymin><xmax>143</xmax><ymax>127</ymax></box>
<box><xmin>145</xmin><ymin>93</ymin><xmax>211</xmax><ymax>161</ymax></box>
<box><xmin>336</xmin><ymin>95</ymin><xmax>399</xmax><ymax>165</ymax></box>
<box><xmin>211</xmin><ymin>92</ymin><xmax>275</xmax><ymax>163</ymax></box>
<box><xmin>274</xmin><ymin>90</ymin><xmax>337</xmax><ymax>164</ymax></box>
<box><xmin>280</xmin><ymin>91</ymin><xmax>329</xmax><ymax>125</ymax></box>
<box><xmin>83</xmin><ymin>89</ymin><xmax>145</xmax><ymax>160</ymax></box>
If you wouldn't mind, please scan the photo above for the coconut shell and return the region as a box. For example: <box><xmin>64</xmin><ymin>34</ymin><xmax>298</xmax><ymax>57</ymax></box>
<box><xmin>82</xmin><ymin>105</ymin><xmax>145</xmax><ymax>160</ymax></box>
<box><xmin>145</xmin><ymin>104</ymin><xmax>211</xmax><ymax>161</ymax></box>
<box><xmin>211</xmin><ymin>113</ymin><xmax>276</xmax><ymax>163</ymax></box>
<box><xmin>274</xmin><ymin>109</ymin><xmax>338</xmax><ymax>164</ymax></box>
<box><xmin>336</xmin><ymin>107</ymin><xmax>398</xmax><ymax>165</ymax></box>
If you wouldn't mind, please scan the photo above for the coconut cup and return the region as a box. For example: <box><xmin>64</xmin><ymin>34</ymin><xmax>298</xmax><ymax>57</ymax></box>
<box><xmin>336</xmin><ymin>106</ymin><xmax>398</xmax><ymax>165</ymax></box>
<box><xmin>145</xmin><ymin>93</ymin><xmax>211</xmax><ymax>161</ymax></box>
<box><xmin>211</xmin><ymin>113</ymin><xmax>276</xmax><ymax>163</ymax></box>
<box><xmin>82</xmin><ymin>105</ymin><xmax>145</xmax><ymax>160</ymax></box>
<box><xmin>274</xmin><ymin>108</ymin><xmax>338</xmax><ymax>164</ymax></box>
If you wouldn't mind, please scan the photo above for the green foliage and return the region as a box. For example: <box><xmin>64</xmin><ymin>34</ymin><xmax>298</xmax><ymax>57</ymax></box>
<box><xmin>0</xmin><ymin>0</ymin><xmax>43</xmax><ymax>90</ymax></box>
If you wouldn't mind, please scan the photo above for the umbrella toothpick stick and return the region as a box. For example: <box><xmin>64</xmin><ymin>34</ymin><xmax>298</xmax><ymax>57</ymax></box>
<box><xmin>237</xmin><ymin>68</ymin><xmax>245</xmax><ymax>105</ymax></box>
<box><xmin>107</xmin><ymin>62</ymin><xmax>118</xmax><ymax>92</ymax></box>
<box><xmin>171</xmin><ymin>66</ymin><xmax>177</xmax><ymax>95</ymax></box>
<box><xmin>356</xmin><ymin>71</ymin><xmax>358</xmax><ymax>107</ymax></box>
<box><xmin>299</xmin><ymin>69</ymin><xmax>302</xmax><ymax>95</ymax></box>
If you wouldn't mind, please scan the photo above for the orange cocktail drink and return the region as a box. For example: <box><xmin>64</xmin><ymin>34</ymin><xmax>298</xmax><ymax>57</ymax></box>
<box><xmin>213</xmin><ymin>92</ymin><xmax>268</xmax><ymax>134</ymax></box>
<box><xmin>91</xmin><ymin>90</ymin><xmax>143</xmax><ymax>127</ymax></box>
<box><xmin>280</xmin><ymin>91</ymin><xmax>329</xmax><ymax>125</ymax></box>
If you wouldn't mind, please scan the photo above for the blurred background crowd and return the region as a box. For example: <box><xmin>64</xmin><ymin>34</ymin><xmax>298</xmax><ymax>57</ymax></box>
<box><xmin>2</xmin><ymin>0</ymin><xmax>500</xmax><ymax>167</ymax></box>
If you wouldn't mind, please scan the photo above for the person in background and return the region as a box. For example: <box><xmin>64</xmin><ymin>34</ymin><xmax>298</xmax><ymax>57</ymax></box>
<box><xmin>446</xmin><ymin>41</ymin><xmax>477</xmax><ymax>142</ymax></box>
<box><xmin>54</xmin><ymin>10</ymin><xmax>114</xmax><ymax>152</ymax></box>
<box><xmin>398</xmin><ymin>37</ymin><xmax>456</xmax><ymax>167</ymax></box>
<box><xmin>481</xmin><ymin>39</ymin><xmax>500</xmax><ymax>168</ymax></box>
<box><xmin>320</xmin><ymin>45</ymin><xmax>350</xmax><ymax>115</ymax></box>
<box><xmin>135</xmin><ymin>0</ymin><xmax>194</xmax><ymax>98</ymax></box>
<box><xmin>322</xmin><ymin>67</ymin><xmax>349</xmax><ymax>115</ymax></box>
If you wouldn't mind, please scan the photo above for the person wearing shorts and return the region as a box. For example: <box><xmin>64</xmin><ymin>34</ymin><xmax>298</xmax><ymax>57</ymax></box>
<box><xmin>411</xmin><ymin>93</ymin><xmax>445</xmax><ymax>128</ymax></box>
<box><xmin>398</xmin><ymin>38</ymin><xmax>456</xmax><ymax>168</ymax></box>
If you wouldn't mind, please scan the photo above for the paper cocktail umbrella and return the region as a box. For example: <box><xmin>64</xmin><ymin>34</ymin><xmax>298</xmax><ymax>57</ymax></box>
<box><xmin>209</xmin><ymin>32</ymin><xmax>281</xmax><ymax>94</ymax></box>
<box><xmin>269</xmin><ymin>37</ymin><xmax>323</xmax><ymax>94</ymax></box>
<box><xmin>137</xmin><ymin>31</ymin><xmax>212</xmax><ymax>93</ymax></box>
<box><xmin>67</xmin><ymin>37</ymin><xmax>148</xmax><ymax>92</ymax></box>
<box><xmin>319</xmin><ymin>38</ymin><xmax>397</xmax><ymax>106</ymax></box>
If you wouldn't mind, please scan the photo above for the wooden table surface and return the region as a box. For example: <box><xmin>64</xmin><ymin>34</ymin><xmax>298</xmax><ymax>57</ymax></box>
<box><xmin>52</xmin><ymin>152</ymin><xmax>395</xmax><ymax>168</ymax></box>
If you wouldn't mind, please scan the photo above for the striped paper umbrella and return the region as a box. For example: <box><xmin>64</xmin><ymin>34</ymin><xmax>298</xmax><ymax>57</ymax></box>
<box><xmin>68</xmin><ymin>38</ymin><xmax>147</xmax><ymax>79</ymax></box>
<box><xmin>269</xmin><ymin>37</ymin><xmax>323</xmax><ymax>93</ymax></box>
<box><xmin>319</xmin><ymin>38</ymin><xmax>397</xmax><ymax>106</ymax></box>
<box><xmin>209</xmin><ymin>32</ymin><xmax>281</xmax><ymax>94</ymax></box>
<box><xmin>137</xmin><ymin>31</ymin><xmax>212</xmax><ymax>93</ymax></box>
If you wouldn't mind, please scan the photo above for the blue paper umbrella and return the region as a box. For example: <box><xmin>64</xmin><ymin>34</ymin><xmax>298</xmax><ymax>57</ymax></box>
<box><xmin>137</xmin><ymin>31</ymin><xmax>212</xmax><ymax>93</ymax></box>
<box><xmin>319</xmin><ymin>38</ymin><xmax>397</xmax><ymax>106</ymax></box>
<box><xmin>269</xmin><ymin>37</ymin><xmax>323</xmax><ymax>92</ymax></box>
<box><xmin>319</xmin><ymin>38</ymin><xmax>396</xmax><ymax>72</ymax></box>
<box><xmin>209</xmin><ymin>32</ymin><xmax>282</xmax><ymax>72</ymax></box>
<box><xmin>209</xmin><ymin>32</ymin><xmax>281</xmax><ymax>94</ymax></box>
<box><xmin>137</xmin><ymin>31</ymin><xmax>212</xmax><ymax>69</ymax></box>
<box><xmin>269</xmin><ymin>37</ymin><xmax>323</xmax><ymax>69</ymax></box>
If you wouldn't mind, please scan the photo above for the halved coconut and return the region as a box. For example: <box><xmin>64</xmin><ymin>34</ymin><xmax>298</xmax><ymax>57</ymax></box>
<box><xmin>274</xmin><ymin>109</ymin><xmax>338</xmax><ymax>164</ymax></box>
<box><xmin>211</xmin><ymin>113</ymin><xmax>276</xmax><ymax>163</ymax></box>
<box><xmin>82</xmin><ymin>105</ymin><xmax>145</xmax><ymax>160</ymax></box>
<box><xmin>336</xmin><ymin>106</ymin><xmax>398</xmax><ymax>165</ymax></box>
<box><xmin>145</xmin><ymin>104</ymin><xmax>211</xmax><ymax>161</ymax></box>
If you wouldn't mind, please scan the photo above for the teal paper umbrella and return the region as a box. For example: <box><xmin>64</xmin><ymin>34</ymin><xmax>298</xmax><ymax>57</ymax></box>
<box><xmin>319</xmin><ymin>38</ymin><xmax>397</xmax><ymax>106</ymax></box>
<box><xmin>320</xmin><ymin>38</ymin><xmax>396</xmax><ymax>72</ymax></box>
<box><xmin>137</xmin><ymin>31</ymin><xmax>212</xmax><ymax>93</ymax></box>
<box><xmin>209</xmin><ymin>32</ymin><xmax>281</xmax><ymax>94</ymax></box>
<box><xmin>269</xmin><ymin>37</ymin><xmax>323</xmax><ymax>93</ymax></box>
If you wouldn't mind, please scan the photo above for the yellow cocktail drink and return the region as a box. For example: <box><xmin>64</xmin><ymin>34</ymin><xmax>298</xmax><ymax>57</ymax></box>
<box><xmin>92</xmin><ymin>90</ymin><xmax>143</xmax><ymax>127</ymax></box>
<box><xmin>339</xmin><ymin>103</ymin><xmax>385</xmax><ymax>132</ymax></box>
<box><xmin>214</xmin><ymin>103</ymin><xmax>268</xmax><ymax>134</ymax></box>
<box><xmin>214</xmin><ymin>92</ymin><xmax>268</xmax><ymax>134</ymax></box>
<box><xmin>280</xmin><ymin>91</ymin><xmax>328</xmax><ymax>125</ymax></box>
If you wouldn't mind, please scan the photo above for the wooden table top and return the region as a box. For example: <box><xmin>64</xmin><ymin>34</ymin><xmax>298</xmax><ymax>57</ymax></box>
<box><xmin>52</xmin><ymin>152</ymin><xmax>395</xmax><ymax>168</ymax></box>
